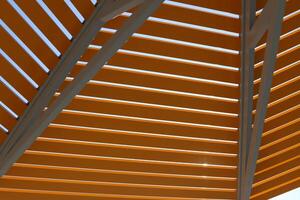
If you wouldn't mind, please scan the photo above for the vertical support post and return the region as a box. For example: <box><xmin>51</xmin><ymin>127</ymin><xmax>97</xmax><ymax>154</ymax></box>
<box><xmin>238</xmin><ymin>0</ymin><xmax>256</xmax><ymax>199</ymax></box>
<box><xmin>238</xmin><ymin>0</ymin><xmax>286</xmax><ymax>199</ymax></box>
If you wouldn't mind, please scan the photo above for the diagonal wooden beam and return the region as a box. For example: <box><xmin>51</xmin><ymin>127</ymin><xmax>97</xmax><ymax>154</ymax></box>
<box><xmin>0</xmin><ymin>0</ymin><xmax>157</xmax><ymax>176</ymax></box>
<box><xmin>238</xmin><ymin>0</ymin><xmax>286</xmax><ymax>199</ymax></box>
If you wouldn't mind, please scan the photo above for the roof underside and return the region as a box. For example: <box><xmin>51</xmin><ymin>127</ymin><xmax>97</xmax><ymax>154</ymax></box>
<box><xmin>0</xmin><ymin>0</ymin><xmax>299</xmax><ymax>199</ymax></box>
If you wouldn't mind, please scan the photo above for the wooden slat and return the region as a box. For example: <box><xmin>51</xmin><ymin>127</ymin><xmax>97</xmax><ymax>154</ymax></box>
<box><xmin>53</xmin><ymin>109</ymin><xmax>238</xmax><ymax>141</ymax></box>
<box><xmin>61</xmin><ymin>81</ymin><xmax>239</xmax><ymax>115</ymax></box>
<box><xmin>261</xmin><ymin>119</ymin><xmax>300</xmax><ymax>147</ymax></box>
<box><xmin>253</xmin><ymin>78</ymin><xmax>300</xmax><ymax>108</ymax></box>
<box><xmin>19</xmin><ymin>151</ymin><xmax>237</xmax><ymax>178</ymax></box>
<box><xmin>263</xmin><ymin>106</ymin><xmax>299</xmax><ymax>133</ymax></box>
<box><xmin>252</xmin><ymin>167</ymin><xmax>300</xmax><ymax>197</ymax></box>
<box><xmin>82</xmin><ymin>49</ymin><xmax>239</xmax><ymax>84</ymax></box>
<box><xmin>8</xmin><ymin>164</ymin><xmax>236</xmax><ymax>189</ymax></box>
<box><xmin>149</xmin><ymin>4</ymin><xmax>240</xmax><ymax>33</ymax></box>
<box><xmin>280</xmin><ymin>12</ymin><xmax>300</xmax><ymax>38</ymax></box>
<box><xmin>259</xmin><ymin>133</ymin><xmax>300</xmax><ymax>159</ymax></box>
<box><xmin>15</xmin><ymin>0</ymin><xmax>71</xmax><ymax>54</ymax></box>
<box><xmin>265</xmin><ymin>92</ymin><xmax>300</xmax><ymax>119</ymax></box>
<box><xmin>70</xmin><ymin>65</ymin><xmax>239</xmax><ymax>100</ymax></box>
<box><xmin>256</xmin><ymin>146</ymin><xmax>300</xmax><ymax>174</ymax></box>
<box><xmin>0</xmin><ymin>187</ymin><xmax>227</xmax><ymax>200</ymax></box>
<box><xmin>42</xmin><ymin>125</ymin><xmax>237</xmax><ymax>154</ymax></box>
<box><xmin>254</xmin><ymin>157</ymin><xmax>300</xmax><ymax>186</ymax></box>
<box><xmin>105</xmin><ymin>14</ymin><xmax>240</xmax><ymax>50</ymax></box>
<box><xmin>256</xmin><ymin>31</ymin><xmax>300</xmax><ymax>64</ymax></box>
<box><xmin>0</xmin><ymin>107</ymin><xmax>17</xmax><ymax>131</ymax></box>
<box><xmin>0</xmin><ymin>1</ymin><xmax>58</xmax><ymax>69</ymax></box>
<box><xmin>174</xmin><ymin>0</ymin><xmax>241</xmax><ymax>14</ymax></box>
<box><xmin>0</xmin><ymin>83</ymin><xmax>27</xmax><ymax>116</ymax></box>
<box><xmin>63</xmin><ymin>96</ymin><xmax>238</xmax><ymax>128</ymax></box>
<box><xmin>0</xmin><ymin>132</ymin><xmax>7</xmax><ymax>144</ymax></box>
<box><xmin>0</xmin><ymin>28</ymin><xmax>47</xmax><ymax>85</ymax></box>
<box><xmin>255</xmin><ymin>46</ymin><xmax>300</xmax><ymax>78</ymax></box>
<box><xmin>0</xmin><ymin>176</ymin><xmax>235</xmax><ymax>199</ymax></box>
<box><xmin>87</xmin><ymin>31</ymin><xmax>240</xmax><ymax>68</ymax></box>
<box><xmin>254</xmin><ymin>61</ymin><xmax>300</xmax><ymax>95</ymax></box>
<box><xmin>71</xmin><ymin>0</ymin><xmax>95</xmax><ymax>20</ymax></box>
<box><xmin>29</xmin><ymin>137</ymin><xmax>236</xmax><ymax>166</ymax></box>
<box><xmin>43</xmin><ymin>0</ymin><xmax>82</xmax><ymax>36</ymax></box>
<box><xmin>251</xmin><ymin>179</ymin><xmax>300</xmax><ymax>200</ymax></box>
<box><xmin>0</xmin><ymin>56</ymin><xmax>37</xmax><ymax>101</ymax></box>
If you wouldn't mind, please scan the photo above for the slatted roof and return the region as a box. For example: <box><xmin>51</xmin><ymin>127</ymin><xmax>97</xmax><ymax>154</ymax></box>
<box><xmin>0</xmin><ymin>0</ymin><xmax>299</xmax><ymax>199</ymax></box>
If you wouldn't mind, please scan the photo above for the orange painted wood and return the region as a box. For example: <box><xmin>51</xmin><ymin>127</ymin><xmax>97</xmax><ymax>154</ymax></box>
<box><xmin>105</xmin><ymin>14</ymin><xmax>240</xmax><ymax>50</ymax></box>
<box><xmin>15</xmin><ymin>0</ymin><xmax>71</xmax><ymax>54</ymax></box>
<box><xmin>53</xmin><ymin>109</ymin><xmax>238</xmax><ymax>141</ymax></box>
<box><xmin>0</xmin><ymin>1</ymin><xmax>58</xmax><ymax>69</ymax></box>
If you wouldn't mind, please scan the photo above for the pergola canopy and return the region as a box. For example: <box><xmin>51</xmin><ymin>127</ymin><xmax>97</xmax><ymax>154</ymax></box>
<box><xmin>0</xmin><ymin>0</ymin><xmax>299</xmax><ymax>199</ymax></box>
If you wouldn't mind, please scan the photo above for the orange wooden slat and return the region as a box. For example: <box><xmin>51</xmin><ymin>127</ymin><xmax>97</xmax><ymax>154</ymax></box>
<box><xmin>265</xmin><ymin>92</ymin><xmax>300</xmax><ymax>119</ymax></box>
<box><xmin>254</xmin><ymin>157</ymin><xmax>300</xmax><ymax>186</ymax></box>
<box><xmin>54</xmin><ymin>102</ymin><xmax>237</xmax><ymax>141</ymax></box>
<box><xmin>263</xmin><ymin>106</ymin><xmax>300</xmax><ymax>133</ymax></box>
<box><xmin>8</xmin><ymin>164</ymin><xmax>236</xmax><ymax>189</ymax></box>
<box><xmin>254</xmin><ymin>61</ymin><xmax>300</xmax><ymax>95</ymax></box>
<box><xmin>19</xmin><ymin>151</ymin><xmax>237</xmax><ymax>178</ymax></box>
<box><xmin>149</xmin><ymin>4</ymin><xmax>240</xmax><ymax>33</ymax></box>
<box><xmin>0</xmin><ymin>28</ymin><xmax>48</xmax><ymax>85</ymax></box>
<box><xmin>63</xmin><ymin>96</ymin><xmax>238</xmax><ymax>128</ymax></box>
<box><xmin>261</xmin><ymin>120</ymin><xmax>299</xmax><ymax>147</ymax></box>
<box><xmin>256</xmin><ymin>30</ymin><xmax>300</xmax><ymax>64</ymax></box>
<box><xmin>281</xmin><ymin>12</ymin><xmax>300</xmax><ymax>37</ymax></box>
<box><xmin>255</xmin><ymin>46</ymin><xmax>300</xmax><ymax>79</ymax></box>
<box><xmin>105</xmin><ymin>14</ymin><xmax>240</xmax><ymax>50</ymax></box>
<box><xmin>15</xmin><ymin>0</ymin><xmax>71</xmax><ymax>54</ymax></box>
<box><xmin>43</xmin><ymin>0</ymin><xmax>82</xmax><ymax>36</ymax></box>
<box><xmin>256</xmin><ymin>146</ymin><xmax>300</xmax><ymax>174</ymax></box>
<box><xmin>0</xmin><ymin>132</ymin><xmax>7</xmax><ymax>143</ymax></box>
<box><xmin>42</xmin><ymin>125</ymin><xmax>237</xmax><ymax>154</ymax></box>
<box><xmin>70</xmin><ymin>65</ymin><xmax>239</xmax><ymax>99</ymax></box>
<box><xmin>0</xmin><ymin>83</ymin><xmax>27</xmax><ymax>116</ymax></box>
<box><xmin>0</xmin><ymin>187</ymin><xmax>231</xmax><ymax>200</ymax></box>
<box><xmin>30</xmin><ymin>137</ymin><xmax>237</xmax><ymax>167</ymax></box>
<box><xmin>0</xmin><ymin>56</ymin><xmax>37</xmax><ymax>101</ymax></box>
<box><xmin>0</xmin><ymin>1</ymin><xmax>58</xmax><ymax>69</ymax></box>
<box><xmin>83</xmin><ymin>49</ymin><xmax>240</xmax><ymax>84</ymax></box>
<box><xmin>0</xmin><ymin>176</ymin><xmax>235</xmax><ymax>199</ymax></box>
<box><xmin>71</xmin><ymin>0</ymin><xmax>95</xmax><ymax>20</ymax></box>
<box><xmin>174</xmin><ymin>0</ymin><xmax>241</xmax><ymax>14</ymax></box>
<box><xmin>88</xmin><ymin>31</ymin><xmax>240</xmax><ymax>68</ymax></box>
<box><xmin>253</xmin><ymin>78</ymin><xmax>300</xmax><ymax>108</ymax></box>
<box><xmin>259</xmin><ymin>133</ymin><xmax>300</xmax><ymax>159</ymax></box>
<box><xmin>252</xmin><ymin>168</ymin><xmax>300</xmax><ymax>198</ymax></box>
<box><xmin>251</xmin><ymin>179</ymin><xmax>300</xmax><ymax>200</ymax></box>
<box><xmin>61</xmin><ymin>80</ymin><xmax>239</xmax><ymax>114</ymax></box>
<box><xmin>264</xmin><ymin>105</ymin><xmax>300</xmax><ymax>131</ymax></box>
<box><xmin>0</xmin><ymin>107</ymin><xmax>17</xmax><ymax>131</ymax></box>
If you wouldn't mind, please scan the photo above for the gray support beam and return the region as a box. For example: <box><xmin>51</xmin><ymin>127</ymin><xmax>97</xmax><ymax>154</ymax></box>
<box><xmin>244</xmin><ymin>1</ymin><xmax>286</xmax><ymax>199</ymax></box>
<box><xmin>0</xmin><ymin>0</ymin><xmax>149</xmax><ymax>175</ymax></box>
<box><xmin>238</xmin><ymin>0</ymin><xmax>286</xmax><ymax>199</ymax></box>
<box><xmin>238</xmin><ymin>0</ymin><xmax>256</xmax><ymax>199</ymax></box>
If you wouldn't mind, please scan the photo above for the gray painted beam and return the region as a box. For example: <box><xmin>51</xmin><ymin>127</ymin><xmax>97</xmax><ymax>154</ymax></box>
<box><xmin>238</xmin><ymin>0</ymin><xmax>256</xmax><ymax>199</ymax></box>
<box><xmin>0</xmin><ymin>0</ymin><xmax>147</xmax><ymax>176</ymax></box>
<box><xmin>244</xmin><ymin>1</ymin><xmax>286</xmax><ymax>199</ymax></box>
